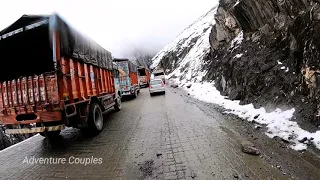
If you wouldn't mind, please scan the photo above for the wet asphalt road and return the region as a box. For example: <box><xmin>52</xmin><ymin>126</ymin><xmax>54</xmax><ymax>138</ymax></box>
<box><xmin>0</xmin><ymin>87</ymin><xmax>320</xmax><ymax>179</ymax></box>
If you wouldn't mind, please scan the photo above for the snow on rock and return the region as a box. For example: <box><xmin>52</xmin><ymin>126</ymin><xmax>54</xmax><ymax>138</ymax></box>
<box><xmin>173</xmin><ymin>81</ymin><xmax>320</xmax><ymax>151</ymax></box>
<box><xmin>285</xmin><ymin>67</ymin><xmax>289</xmax><ymax>72</ymax></box>
<box><xmin>234</xmin><ymin>53</ymin><xmax>243</xmax><ymax>59</ymax></box>
<box><xmin>230</xmin><ymin>31</ymin><xmax>243</xmax><ymax>50</ymax></box>
<box><xmin>277</xmin><ymin>60</ymin><xmax>283</xmax><ymax>65</ymax></box>
<box><xmin>151</xmin><ymin>6</ymin><xmax>218</xmax><ymax>82</ymax></box>
<box><xmin>234</xmin><ymin>0</ymin><xmax>240</xmax><ymax>7</ymax></box>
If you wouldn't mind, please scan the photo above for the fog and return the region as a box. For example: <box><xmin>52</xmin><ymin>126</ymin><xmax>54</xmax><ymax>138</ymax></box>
<box><xmin>0</xmin><ymin>0</ymin><xmax>217</xmax><ymax>58</ymax></box>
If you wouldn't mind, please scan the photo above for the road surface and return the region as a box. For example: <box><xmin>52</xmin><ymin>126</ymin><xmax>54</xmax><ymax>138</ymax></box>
<box><xmin>0</xmin><ymin>87</ymin><xmax>320</xmax><ymax>180</ymax></box>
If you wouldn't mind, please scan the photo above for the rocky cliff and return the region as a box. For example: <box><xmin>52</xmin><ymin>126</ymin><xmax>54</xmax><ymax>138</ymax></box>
<box><xmin>205</xmin><ymin>0</ymin><xmax>320</xmax><ymax>130</ymax></box>
<box><xmin>152</xmin><ymin>0</ymin><xmax>320</xmax><ymax>130</ymax></box>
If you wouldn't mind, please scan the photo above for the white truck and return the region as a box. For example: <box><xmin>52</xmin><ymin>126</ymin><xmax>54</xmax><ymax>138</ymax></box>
<box><xmin>152</xmin><ymin>68</ymin><xmax>166</xmax><ymax>84</ymax></box>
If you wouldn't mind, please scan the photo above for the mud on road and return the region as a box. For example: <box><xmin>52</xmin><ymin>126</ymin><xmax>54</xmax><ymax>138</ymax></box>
<box><xmin>0</xmin><ymin>87</ymin><xmax>320</xmax><ymax>179</ymax></box>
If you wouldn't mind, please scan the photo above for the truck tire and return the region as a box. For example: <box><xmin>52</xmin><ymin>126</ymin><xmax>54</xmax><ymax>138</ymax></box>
<box><xmin>87</xmin><ymin>102</ymin><xmax>104</xmax><ymax>134</ymax></box>
<box><xmin>133</xmin><ymin>90</ymin><xmax>138</xmax><ymax>98</ymax></box>
<box><xmin>114</xmin><ymin>95</ymin><xmax>121</xmax><ymax>111</ymax></box>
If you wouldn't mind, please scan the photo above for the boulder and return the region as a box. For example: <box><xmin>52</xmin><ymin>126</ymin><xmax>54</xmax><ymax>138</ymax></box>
<box><xmin>241</xmin><ymin>140</ymin><xmax>260</xmax><ymax>155</ymax></box>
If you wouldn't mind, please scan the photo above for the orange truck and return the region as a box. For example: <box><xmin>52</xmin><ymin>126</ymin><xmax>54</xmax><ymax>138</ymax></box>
<box><xmin>137</xmin><ymin>66</ymin><xmax>151</xmax><ymax>88</ymax></box>
<box><xmin>0</xmin><ymin>14</ymin><xmax>122</xmax><ymax>137</ymax></box>
<box><xmin>113</xmin><ymin>58</ymin><xmax>140</xmax><ymax>98</ymax></box>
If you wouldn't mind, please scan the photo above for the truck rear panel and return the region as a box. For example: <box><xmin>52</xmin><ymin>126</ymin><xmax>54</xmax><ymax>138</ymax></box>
<box><xmin>114</xmin><ymin>59</ymin><xmax>140</xmax><ymax>96</ymax></box>
<box><xmin>130</xmin><ymin>72</ymin><xmax>139</xmax><ymax>85</ymax></box>
<box><xmin>138</xmin><ymin>68</ymin><xmax>151</xmax><ymax>86</ymax></box>
<box><xmin>0</xmin><ymin>73</ymin><xmax>61</xmax><ymax>125</ymax></box>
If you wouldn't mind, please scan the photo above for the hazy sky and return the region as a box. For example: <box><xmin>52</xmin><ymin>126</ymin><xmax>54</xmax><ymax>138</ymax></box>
<box><xmin>0</xmin><ymin>0</ymin><xmax>217</xmax><ymax>57</ymax></box>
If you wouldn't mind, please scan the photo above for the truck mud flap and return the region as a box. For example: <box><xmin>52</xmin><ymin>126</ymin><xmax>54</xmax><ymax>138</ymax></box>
<box><xmin>5</xmin><ymin>125</ymin><xmax>65</xmax><ymax>134</ymax></box>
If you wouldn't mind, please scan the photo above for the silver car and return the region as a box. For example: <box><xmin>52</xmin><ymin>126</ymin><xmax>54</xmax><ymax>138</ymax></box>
<box><xmin>149</xmin><ymin>79</ymin><xmax>165</xmax><ymax>96</ymax></box>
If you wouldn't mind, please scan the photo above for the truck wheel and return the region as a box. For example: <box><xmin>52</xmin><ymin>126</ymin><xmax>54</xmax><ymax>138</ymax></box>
<box><xmin>114</xmin><ymin>95</ymin><xmax>122</xmax><ymax>111</ymax></box>
<box><xmin>87</xmin><ymin>102</ymin><xmax>104</xmax><ymax>134</ymax></box>
<box><xmin>133</xmin><ymin>90</ymin><xmax>138</xmax><ymax>98</ymax></box>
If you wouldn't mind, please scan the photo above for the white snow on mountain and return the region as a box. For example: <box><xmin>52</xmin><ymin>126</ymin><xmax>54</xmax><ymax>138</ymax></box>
<box><xmin>151</xmin><ymin>6</ymin><xmax>218</xmax><ymax>82</ymax></box>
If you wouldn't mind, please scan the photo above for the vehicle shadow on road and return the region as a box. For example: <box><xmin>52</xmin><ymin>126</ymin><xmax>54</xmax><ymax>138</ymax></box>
<box><xmin>39</xmin><ymin>109</ymin><xmax>119</xmax><ymax>152</ymax></box>
<box><xmin>121</xmin><ymin>96</ymin><xmax>136</xmax><ymax>102</ymax></box>
<box><xmin>150</xmin><ymin>92</ymin><xmax>165</xmax><ymax>97</ymax></box>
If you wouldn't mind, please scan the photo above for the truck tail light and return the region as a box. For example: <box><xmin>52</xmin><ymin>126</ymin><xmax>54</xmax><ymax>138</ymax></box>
<box><xmin>162</xmin><ymin>83</ymin><xmax>165</xmax><ymax>87</ymax></box>
<box><xmin>149</xmin><ymin>85</ymin><xmax>153</xmax><ymax>88</ymax></box>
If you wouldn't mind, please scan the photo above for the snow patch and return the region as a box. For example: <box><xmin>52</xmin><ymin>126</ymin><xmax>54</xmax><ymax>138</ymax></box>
<box><xmin>234</xmin><ymin>0</ymin><xmax>240</xmax><ymax>7</ymax></box>
<box><xmin>230</xmin><ymin>31</ymin><xmax>243</xmax><ymax>50</ymax></box>
<box><xmin>281</xmin><ymin>66</ymin><xmax>286</xmax><ymax>70</ymax></box>
<box><xmin>277</xmin><ymin>60</ymin><xmax>283</xmax><ymax>65</ymax></box>
<box><xmin>234</xmin><ymin>53</ymin><xmax>243</xmax><ymax>59</ymax></box>
<box><xmin>285</xmin><ymin>67</ymin><xmax>289</xmax><ymax>72</ymax></box>
<box><xmin>172</xmin><ymin>81</ymin><xmax>320</xmax><ymax>151</ymax></box>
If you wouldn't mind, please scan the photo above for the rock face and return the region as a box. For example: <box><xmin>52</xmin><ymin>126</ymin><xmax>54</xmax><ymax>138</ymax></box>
<box><xmin>206</xmin><ymin>0</ymin><xmax>320</xmax><ymax>128</ymax></box>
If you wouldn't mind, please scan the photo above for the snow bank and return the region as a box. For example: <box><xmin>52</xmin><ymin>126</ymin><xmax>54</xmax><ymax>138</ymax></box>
<box><xmin>173</xmin><ymin>81</ymin><xmax>320</xmax><ymax>151</ymax></box>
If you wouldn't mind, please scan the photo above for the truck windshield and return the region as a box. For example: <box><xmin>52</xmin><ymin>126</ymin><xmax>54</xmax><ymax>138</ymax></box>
<box><xmin>116</xmin><ymin>61</ymin><xmax>129</xmax><ymax>75</ymax></box>
<box><xmin>138</xmin><ymin>69</ymin><xmax>146</xmax><ymax>76</ymax></box>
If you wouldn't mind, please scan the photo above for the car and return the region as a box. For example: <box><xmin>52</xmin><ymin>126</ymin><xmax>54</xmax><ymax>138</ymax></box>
<box><xmin>149</xmin><ymin>79</ymin><xmax>165</xmax><ymax>96</ymax></box>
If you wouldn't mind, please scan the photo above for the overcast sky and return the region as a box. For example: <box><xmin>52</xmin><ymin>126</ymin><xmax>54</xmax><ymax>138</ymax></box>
<box><xmin>0</xmin><ymin>0</ymin><xmax>217</xmax><ymax>57</ymax></box>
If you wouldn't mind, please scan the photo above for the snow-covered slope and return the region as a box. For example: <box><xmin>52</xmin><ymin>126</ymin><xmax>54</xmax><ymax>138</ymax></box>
<box><xmin>151</xmin><ymin>6</ymin><xmax>218</xmax><ymax>82</ymax></box>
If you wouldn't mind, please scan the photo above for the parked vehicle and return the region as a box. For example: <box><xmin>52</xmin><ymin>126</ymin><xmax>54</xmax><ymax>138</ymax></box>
<box><xmin>0</xmin><ymin>14</ymin><xmax>122</xmax><ymax>137</ymax></box>
<box><xmin>113</xmin><ymin>58</ymin><xmax>140</xmax><ymax>98</ymax></box>
<box><xmin>137</xmin><ymin>66</ymin><xmax>151</xmax><ymax>88</ymax></box>
<box><xmin>152</xmin><ymin>68</ymin><xmax>166</xmax><ymax>84</ymax></box>
<box><xmin>149</xmin><ymin>79</ymin><xmax>165</xmax><ymax>96</ymax></box>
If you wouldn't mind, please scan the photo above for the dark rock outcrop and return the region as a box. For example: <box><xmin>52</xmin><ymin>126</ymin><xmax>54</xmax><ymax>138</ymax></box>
<box><xmin>206</xmin><ymin>0</ymin><xmax>320</xmax><ymax>129</ymax></box>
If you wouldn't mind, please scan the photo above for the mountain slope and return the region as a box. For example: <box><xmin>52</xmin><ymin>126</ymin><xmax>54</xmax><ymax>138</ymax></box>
<box><xmin>151</xmin><ymin>6</ymin><xmax>218</xmax><ymax>82</ymax></box>
<box><xmin>151</xmin><ymin>0</ymin><xmax>320</xmax><ymax>151</ymax></box>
